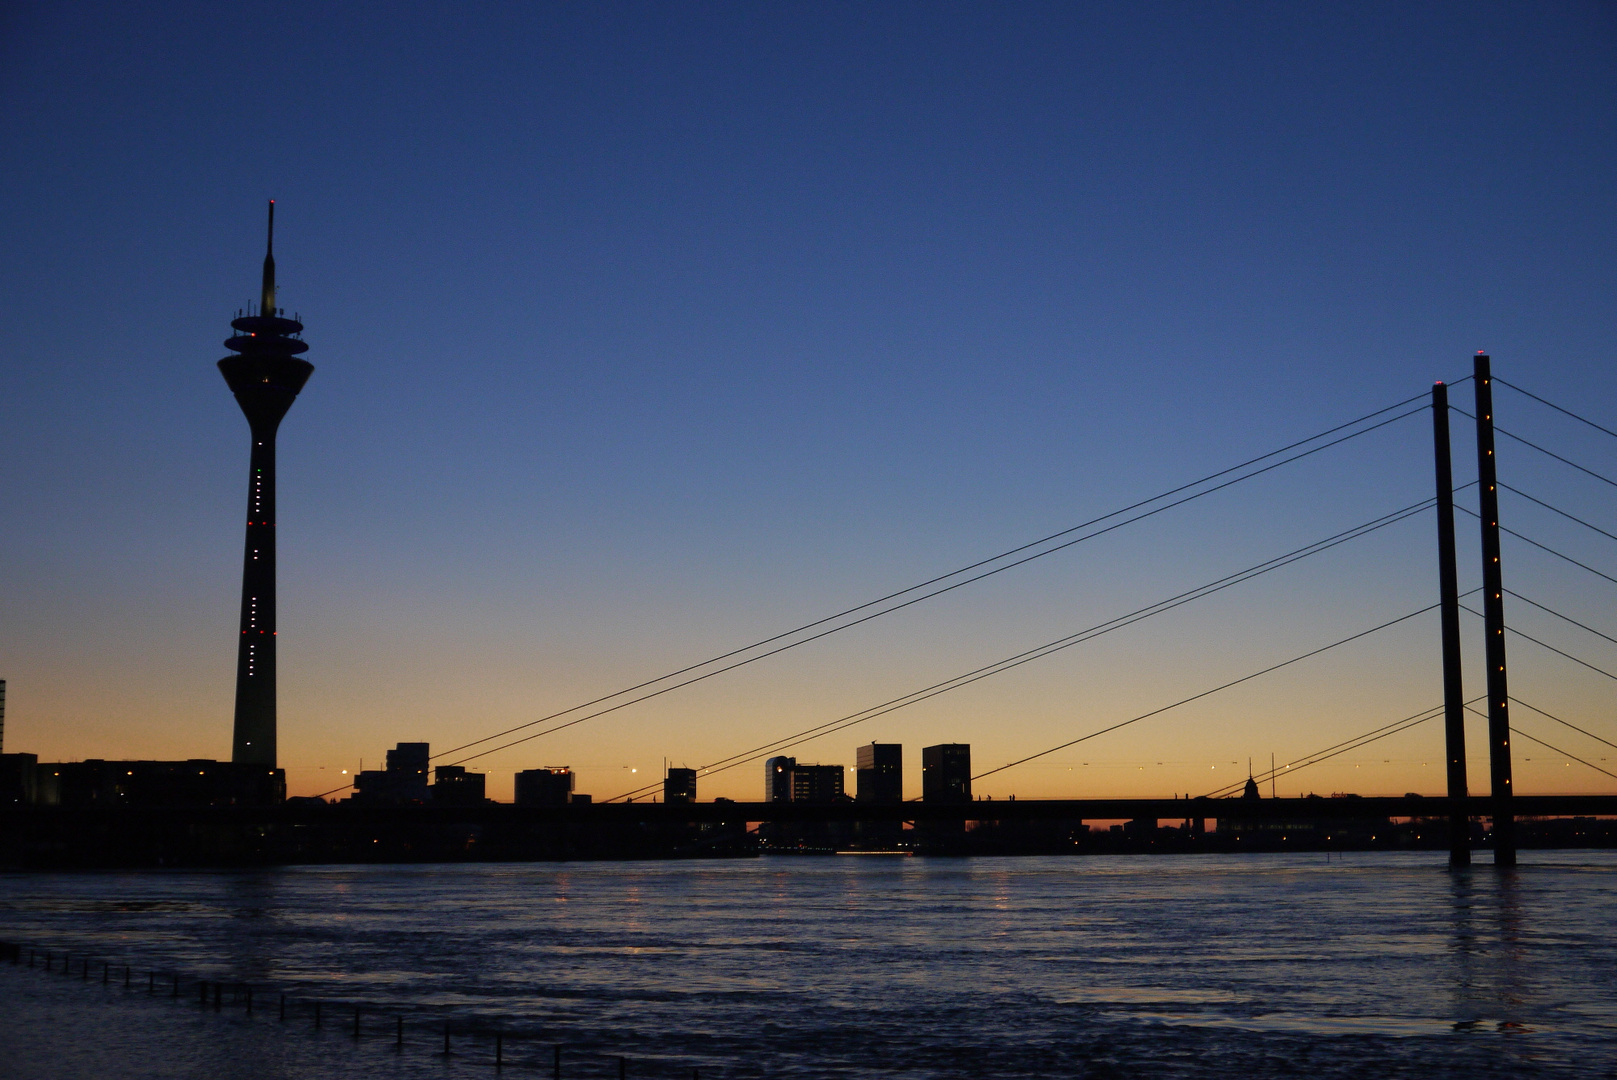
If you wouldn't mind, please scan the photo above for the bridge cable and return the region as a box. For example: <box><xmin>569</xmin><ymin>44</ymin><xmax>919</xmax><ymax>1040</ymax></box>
<box><xmin>1459</xmin><ymin>605</ymin><xmax>1617</xmax><ymax>682</ymax></box>
<box><xmin>441</xmin><ymin>409</ymin><xmax>1434</xmax><ymax>771</ymax></box>
<box><xmin>1212</xmin><ymin>687</ymin><xmax>1614</xmax><ymax>802</ymax></box>
<box><xmin>972</xmin><ymin>601</ymin><xmax>1445</xmax><ymax>783</ymax></box>
<box><xmin>1509</xmin><ymin>698</ymin><xmax>1617</xmax><ymax>753</ymax></box>
<box><xmin>599</xmin><ymin>498</ymin><xmax>1443</xmax><ymax>800</ymax></box>
<box><xmin>439</xmin><ymin>400</ymin><xmax>1430</xmax><ymax>761</ymax></box>
<box><xmin>307</xmin><ymin>395</ymin><xmax>1438</xmax><ymax>799</ymax></box>
<box><xmin>1200</xmin><ymin>705</ymin><xmax>1443</xmax><ymax>798</ymax></box>
<box><xmin>602</xmin><ymin>498</ymin><xmax>1440</xmax><ymax>798</ymax></box>
<box><xmin>1499</xmin><ymin>483</ymin><xmax>1617</xmax><ymax>544</ymax></box>
<box><xmin>1510</xmin><ymin>729</ymin><xmax>1617</xmax><ymax>782</ymax></box>
<box><xmin>309</xmin><ymin>387</ymin><xmax>1450</xmax><ymax>798</ymax></box>
<box><xmin>1504</xmin><ymin>590</ymin><xmax>1617</xmax><ymax>646</ymax></box>
<box><xmin>1493</xmin><ymin>378</ymin><xmax>1617</xmax><ymax>443</ymax></box>
<box><xmin>1450</xmin><ymin>406</ymin><xmax>1617</xmax><ymax>490</ymax></box>
<box><xmin>1454</xmin><ymin>506</ymin><xmax>1617</xmax><ymax>587</ymax></box>
<box><xmin>1463</xmin><ymin>704</ymin><xmax>1617</xmax><ymax>782</ymax></box>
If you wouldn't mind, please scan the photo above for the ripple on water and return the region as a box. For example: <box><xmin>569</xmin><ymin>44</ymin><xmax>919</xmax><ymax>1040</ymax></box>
<box><xmin>0</xmin><ymin>851</ymin><xmax>1612</xmax><ymax>1078</ymax></box>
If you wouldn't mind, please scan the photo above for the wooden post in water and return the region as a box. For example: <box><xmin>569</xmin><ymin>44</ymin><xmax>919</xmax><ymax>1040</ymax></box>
<box><xmin>1433</xmin><ymin>380</ymin><xmax>1469</xmax><ymax>866</ymax></box>
<box><xmin>553</xmin><ymin>1045</ymin><xmax>561</xmax><ymax>1080</ymax></box>
<box><xmin>1472</xmin><ymin>353</ymin><xmax>1517</xmax><ymax>866</ymax></box>
<box><xmin>496</xmin><ymin>1033</ymin><xmax>503</xmax><ymax>1067</ymax></box>
<box><xmin>280</xmin><ymin>994</ymin><xmax>286</xmax><ymax>1021</ymax></box>
<box><xmin>314</xmin><ymin>1000</ymin><xmax>322</xmax><ymax>1028</ymax></box>
<box><xmin>396</xmin><ymin>1015</ymin><xmax>403</xmax><ymax>1046</ymax></box>
<box><xmin>443</xmin><ymin>1024</ymin><xmax>451</xmax><ymax>1055</ymax></box>
<box><xmin>353</xmin><ymin>1007</ymin><xmax>362</xmax><ymax>1038</ymax></box>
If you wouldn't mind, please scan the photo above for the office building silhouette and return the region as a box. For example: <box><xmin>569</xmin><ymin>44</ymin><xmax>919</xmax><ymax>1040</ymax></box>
<box><xmin>856</xmin><ymin>743</ymin><xmax>902</xmax><ymax>803</ymax></box>
<box><xmin>765</xmin><ymin>756</ymin><xmax>794</xmax><ymax>801</ymax></box>
<box><xmin>353</xmin><ymin>743</ymin><xmax>431</xmax><ymax>804</ymax></box>
<box><xmin>763</xmin><ymin>757</ymin><xmax>847</xmax><ymax>802</ymax></box>
<box><xmin>922</xmin><ymin>744</ymin><xmax>971</xmax><ymax>803</ymax></box>
<box><xmin>431</xmin><ymin>765</ymin><xmax>487</xmax><ymax>805</ymax></box>
<box><xmin>515</xmin><ymin>768</ymin><xmax>575</xmax><ymax>806</ymax></box>
<box><xmin>664</xmin><ymin>767</ymin><xmax>697</xmax><ymax>804</ymax></box>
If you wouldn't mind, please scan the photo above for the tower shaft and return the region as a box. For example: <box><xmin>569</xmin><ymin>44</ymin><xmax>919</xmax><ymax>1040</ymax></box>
<box><xmin>232</xmin><ymin>428</ymin><xmax>279</xmax><ymax>765</ymax></box>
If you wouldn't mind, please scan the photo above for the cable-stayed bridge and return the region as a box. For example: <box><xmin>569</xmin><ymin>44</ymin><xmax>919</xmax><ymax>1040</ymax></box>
<box><xmin>317</xmin><ymin>354</ymin><xmax>1617</xmax><ymax>867</ymax></box>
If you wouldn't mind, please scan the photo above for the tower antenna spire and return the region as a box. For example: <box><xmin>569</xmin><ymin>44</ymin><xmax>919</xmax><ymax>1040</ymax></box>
<box><xmin>260</xmin><ymin>200</ymin><xmax>276</xmax><ymax>317</ymax></box>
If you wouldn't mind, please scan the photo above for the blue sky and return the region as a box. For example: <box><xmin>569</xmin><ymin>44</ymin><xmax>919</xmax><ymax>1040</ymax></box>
<box><xmin>2</xmin><ymin>1</ymin><xmax>1614</xmax><ymax>800</ymax></box>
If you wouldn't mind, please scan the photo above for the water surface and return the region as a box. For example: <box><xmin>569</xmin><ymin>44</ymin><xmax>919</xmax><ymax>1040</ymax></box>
<box><xmin>1</xmin><ymin>851</ymin><xmax>1612</xmax><ymax>1077</ymax></box>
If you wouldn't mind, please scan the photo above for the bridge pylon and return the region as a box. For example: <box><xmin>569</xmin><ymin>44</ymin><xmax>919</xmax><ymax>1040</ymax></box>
<box><xmin>1472</xmin><ymin>354</ymin><xmax>1516</xmax><ymax>867</ymax></box>
<box><xmin>1431</xmin><ymin>381</ymin><xmax>1469</xmax><ymax>866</ymax></box>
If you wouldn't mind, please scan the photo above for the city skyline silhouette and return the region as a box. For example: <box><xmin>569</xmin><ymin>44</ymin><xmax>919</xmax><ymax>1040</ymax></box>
<box><xmin>1</xmin><ymin>3</ymin><xmax>1613</xmax><ymax>804</ymax></box>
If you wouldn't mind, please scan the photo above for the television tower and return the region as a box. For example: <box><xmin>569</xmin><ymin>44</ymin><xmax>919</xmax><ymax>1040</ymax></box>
<box><xmin>219</xmin><ymin>202</ymin><xmax>314</xmax><ymax>767</ymax></box>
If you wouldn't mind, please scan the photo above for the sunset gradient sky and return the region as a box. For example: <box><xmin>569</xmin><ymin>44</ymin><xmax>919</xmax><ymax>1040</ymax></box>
<box><xmin>2</xmin><ymin>2</ymin><xmax>1614</xmax><ymax>802</ymax></box>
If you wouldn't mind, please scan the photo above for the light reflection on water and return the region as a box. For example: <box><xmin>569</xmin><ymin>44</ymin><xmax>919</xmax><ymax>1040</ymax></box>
<box><xmin>0</xmin><ymin>851</ymin><xmax>1613</xmax><ymax>1077</ymax></box>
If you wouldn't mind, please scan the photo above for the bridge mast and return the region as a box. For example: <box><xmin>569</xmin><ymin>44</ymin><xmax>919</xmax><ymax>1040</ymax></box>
<box><xmin>1431</xmin><ymin>381</ymin><xmax>1469</xmax><ymax>866</ymax></box>
<box><xmin>1472</xmin><ymin>354</ymin><xmax>1516</xmax><ymax>867</ymax></box>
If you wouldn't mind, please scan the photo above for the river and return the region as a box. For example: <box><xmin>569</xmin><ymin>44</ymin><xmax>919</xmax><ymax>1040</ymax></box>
<box><xmin>0</xmin><ymin>851</ymin><xmax>1612</xmax><ymax>1078</ymax></box>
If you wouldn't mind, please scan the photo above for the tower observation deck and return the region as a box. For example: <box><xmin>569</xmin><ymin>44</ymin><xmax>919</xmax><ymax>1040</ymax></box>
<box><xmin>219</xmin><ymin>202</ymin><xmax>313</xmax><ymax>767</ymax></box>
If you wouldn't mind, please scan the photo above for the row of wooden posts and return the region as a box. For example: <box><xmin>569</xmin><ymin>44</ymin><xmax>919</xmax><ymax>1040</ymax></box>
<box><xmin>0</xmin><ymin>941</ymin><xmax>699</xmax><ymax>1078</ymax></box>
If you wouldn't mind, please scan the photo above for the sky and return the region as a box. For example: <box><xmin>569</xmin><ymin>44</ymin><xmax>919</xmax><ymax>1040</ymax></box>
<box><xmin>1</xmin><ymin>1</ymin><xmax>1614</xmax><ymax>803</ymax></box>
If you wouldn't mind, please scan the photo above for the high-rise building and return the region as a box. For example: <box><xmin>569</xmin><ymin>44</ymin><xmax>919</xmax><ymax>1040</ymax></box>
<box><xmin>922</xmin><ymin>744</ymin><xmax>971</xmax><ymax>803</ymax></box>
<box><xmin>757</xmin><ymin>758</ymin><xmax>849</xmax><ymax>850</ymax></box>
<box><xmin>764</xmin><ymin>756</ymin><xmax>847</xmax><ymax>802</ymax></box>
<box><xmin>791</xmin><ymin>764</ymin><xmax>846</xmax><ymax>803</ymax></box>
<box><xmin>664</xmin><ymin>767</ymin><xmax>697</xmax><ymax>804</ymax></box>
<box><xmin>515</xmin><ymin>768</ymin><xmax>574</xmax><ymax>806</ymax></box>
<box><xmin>431</xmin><ymin>765</ymin><xmax>487</xmax><ymax>805</ymax></box>
<box><xmin>765</xmin><ymin>756</ymin><xmax>795</xmax><ymax>801</ymax></box>
<box><xmin>219</xmin><ymin>203</ymin><xmax>314</xmax><ymax>768</ymax></box>
<box><xmin>854</xmin><ymin>742</ymin><xmax>904</xmax><ymax>848</ymax></box>
<box><xmin>352</xmin><ymin>742</ymin><xmax>432</xmax><ymax>804</ymax></box>
<box><xmin>387</xmin><ymin>742</ymin><xmax>430</xmax><ymax>780</ymax></box>
<box><xmin>855</xmin><ymin>742</ymin><xmax>902</xmax><ymax>803</ymax></box>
